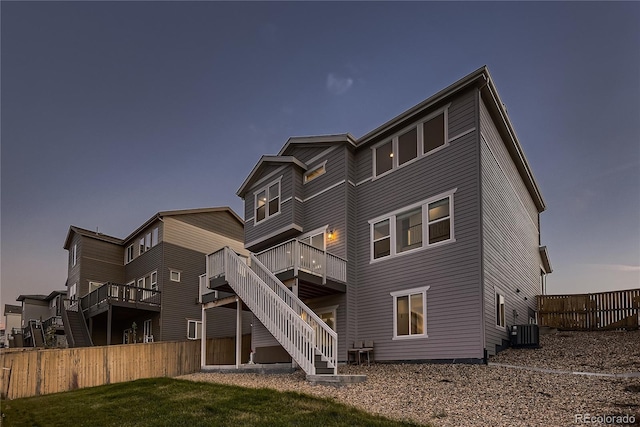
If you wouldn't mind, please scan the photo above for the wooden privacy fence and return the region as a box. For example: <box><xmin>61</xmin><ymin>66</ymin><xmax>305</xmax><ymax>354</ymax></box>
<box><xmin>538</xmin><ymin>289</ymin><xmax>640</xmax><ymax>331</ymax></box>
<box><xmin>0</xmin><ymin>334</ymin><xmax>250</xmax><ymax>400</ymax></box>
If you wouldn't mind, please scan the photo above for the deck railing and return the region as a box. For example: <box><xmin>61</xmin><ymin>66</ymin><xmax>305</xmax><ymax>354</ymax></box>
<box><xmin>255</xmin><ymin>239</ymin><xmax>347</xmax><ymax>284</ymax></box>
<box><xmin>80</xmin><ymin>282</ymin><xmax>161</xmax><ymax>312</ymax></box>
<box><xmin>43</xmin><ymin>316</ymin><xmax>64</xmax><ymax>331</ymax></box>
<box><xmin>205</xmin><ymin>247</ymin><xmax>338</xmax><ymax>375</ymax></box>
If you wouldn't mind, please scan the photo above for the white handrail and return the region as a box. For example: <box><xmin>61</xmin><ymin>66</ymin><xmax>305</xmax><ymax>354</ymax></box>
<box><xmin>250</xmin><ymin>254</ymin><xmax>338</xmax><ymax>372</ymax></box>
<box><xmin>212</xmin><ymin>247</ymin><xmax>325</xmax><ymax>375</ymax></box>
<box><xmin>254</xmin><ymin>239</ymin><xmax>347</xmax><ymax>284</ymax></box>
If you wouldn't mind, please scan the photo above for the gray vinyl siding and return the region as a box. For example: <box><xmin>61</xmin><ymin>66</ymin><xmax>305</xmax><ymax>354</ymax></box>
<box><xmin>251</xmin><ymin>316</ymin><xmax>281</xmax><ymax>349</ymax></box>
<box><xmin>205</xmin><ymin>306</ymin><xmax>251</xmax><ymax>339</ymax></box>
<box><xmin>79</xmin><ymin>237</ymin><xmax>125</xmax><ymax>296</ymax></box>
<box><xmin>244</xmin><ymin>167</ymin><xmax>299</xmax><ymax>245</ymax></box>
<box><xmin>355</xmin><ymin>89</ymin><xmax>483</xmax><ymax>361</ymax></box>
<box><xmin>480</xmin><ymin>97</ymin><xmax>540</xmax><ymax>356</ymax></box>
<box><xmin>21</xmin><ymin>300</ymin><xmax>49</xmax><ymax>325</ymax></box>
<box><xmin>160</xmin><ymin>243</ymin><xmax>207</xmax><ymax>341</ymax></box>
<box><xmin>286</xmin><ymin>146</ymin><xmax>334</xmax><ymax>164</ymax></box>
<box><xmin>301</xmin><ymin>146</ymin><xmax>348</xmax><ymax>258</ymax></box>
<box><xmin>345</xmin><ymin>149</ymin><xmax>358</xmax><ymax>360</ymax></box>
<box><xmin>124</xmin><ymin>243</ymin><xmax>162</xmax><ymax>285</ymax></box>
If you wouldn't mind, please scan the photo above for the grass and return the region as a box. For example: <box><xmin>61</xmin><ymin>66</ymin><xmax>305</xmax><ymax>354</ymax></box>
<box><xmin>0</xmin><ymin>378</ymin><xmax>422</xmax><ymax>427</ymax></box>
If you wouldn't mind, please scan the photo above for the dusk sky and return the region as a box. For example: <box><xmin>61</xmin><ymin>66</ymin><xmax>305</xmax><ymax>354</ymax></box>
<box><xmin>2</xmin><ymin>2</ymin><xmax>639</xmax><ymax>312</ymax></box>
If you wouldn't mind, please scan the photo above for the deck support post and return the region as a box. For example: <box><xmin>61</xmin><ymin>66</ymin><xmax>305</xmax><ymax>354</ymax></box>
<box><xmin>236</xmin><ymin>298</ymin><xmax>242</xmax><ymax>368</ymax></box>
<box><xmin>106</xmin><ymin>305</ymin><xmax>112</xmax><ymax>346</ymax></box>
<box><xmin>201</xmin><ymin>304</ymin><xmax>207</xmax><ymax>368</ymax></box>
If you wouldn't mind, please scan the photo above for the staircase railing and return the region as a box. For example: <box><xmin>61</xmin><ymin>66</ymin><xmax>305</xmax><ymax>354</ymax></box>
<box><xmin>250</xmin><ymin>255</ymin><xmax>337</xmax><ymax>373</ymax></box>
<box><xmin>210</xmin><ymin>247</ymin><xmax>337</xmax><ymax>375</ymax></box>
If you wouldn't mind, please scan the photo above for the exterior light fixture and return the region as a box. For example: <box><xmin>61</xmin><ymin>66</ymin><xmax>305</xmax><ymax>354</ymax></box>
<box><xmin>327</xmin><ymin>229</ymin><xmax>335</xmax><ymax>240</ymax></box>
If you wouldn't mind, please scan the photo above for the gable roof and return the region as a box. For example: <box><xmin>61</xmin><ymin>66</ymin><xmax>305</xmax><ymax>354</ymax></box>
<box><xmin>4</xmin><ymin>304</ymin><xmax>22</xmax><ymax>315</ymax></box>
<box><xmin>236</xmin><ymin>156</ymin><xmax>307</xmax><ymax>197</ymax></box>
<box><xmin>16</xmin><ymin>294</ymin><xmax>48</xmax><ymax>302</ymax></box>
<box><xmin>64</xmin><ymin>226</ymin><xmax>123</xmax><ymax>250</ymax></box>
<box><xmin>124</xmin><ymin>207</ymin><xmax>244</xmax><ymax>243</ymax></box>
<box><xmin>277</xmin><ymin>134</ymin><xmax>357</xmax><ymax>156</ymax></box>
<box><xmin>65</xmin><ymin>207</ymin><xmax>243</xmax><ymax>249</ymax></box>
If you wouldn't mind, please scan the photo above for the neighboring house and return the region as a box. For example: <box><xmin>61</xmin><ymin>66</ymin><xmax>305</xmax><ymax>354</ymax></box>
<box><xmin>63</xmin><ymin>207</ymin><xmax>251</xmax><ymax>346</ymax></box>
<box><xmin>16</xmin><ymin>291</ymin><xmax>66</xmax><ymax>347</ymax></box>
<box><xmin>203</xmin><ymin>66</ymin><xmax>552</xmax><ymax>375</ymax></box>
<box><xmin>4</xmin><ymin>304</ymin><xmax>22</xmax><ymax>347</ymax></box>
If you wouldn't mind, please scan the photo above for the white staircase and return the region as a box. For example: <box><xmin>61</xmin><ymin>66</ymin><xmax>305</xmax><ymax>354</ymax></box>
<box><xmin>206</xmin><ymin>247</ymin><xmax>337</xmax><ymax>375</ymax></box>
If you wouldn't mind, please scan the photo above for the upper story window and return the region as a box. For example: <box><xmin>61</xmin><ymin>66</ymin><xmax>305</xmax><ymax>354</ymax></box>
<box><xmin>170</xmin><ymin>269</ymin><xmax>181</xmax><ymax>282</ymax></box>
<box><xmin>137</xmin><ymin>227</ymin><xmax>159</xmax><ymax>257</ymax></box>
<box><xmin>71</xmin><ymin>244</ymin><xmax>77</xmax><ymax>267</ymax></box>
<box><xmin>370</xmin><ymin>189</ymin><xmax>456</xmax><ymax>262</ymax></box>
<box><xmin>125</xmin><ymin>245</ymin><xmax>134</xmax><ymax>264</ymax></box>
<box><xmin>254</xmin><ymin>179</ymin><xmax>281</xmax><ymax>224</ymax></box>
<box><xmin>303</xmin><ymin>162</ymin><xmax>327</xmax><ymax>184</ymax></box>
<box><xmin>69</xmin><ymin>283</ymin><xmax>77</xmax><ymax>302</ymax></box>
<box><xmin>373</xmin><ymin>107</ymin><xmax>449</xmax><ymax>178</ymax></box>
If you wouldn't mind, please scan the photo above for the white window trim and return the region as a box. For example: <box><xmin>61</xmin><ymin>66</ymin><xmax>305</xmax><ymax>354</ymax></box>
<box><xmin>151</xmin><ymin>271</ymin><xmax>158</xmax><ymax>290</ymax></box>
<box><xmin>372</xmin><ymin>104</ymin><xmax>450</xmax><ymax>180</ymax></box>
<box><xmin>187</xmin><ymin>319</ymin><xmax>202</xmax><ymax>340</ymax></box>
<box><xmin>253</xmin><ymin>177</ymin><xmax>282</xmax><ymax>226</ymax></box>
<box><xmin>69</xmin><ymin>283</ymin><xmax>77</xmax><ymax>301</ymax></box>
<box><xmin>391</xmin><ymin>286</ymin><xmax>430</xmax><ymax>340</ymax></box>
<box><xmin>71</xmin><ymin>244</ymin><xmax>77</xmax><ymax>267</ymax></box>
<box><xmin>299</xmin><ymin>225</ymin><xmax>328</xmax><ymax>251</ymax></box>
<box><xmin>303</xmin><ymin>161</ymin><xmax>327</xmax><ymax>184</ymax></box>
<box><xmin>369</xmin><ymin>189</ymin><xmax>456</xmax><ymax>263</ymax></box>
<box><xmin>125</xmin><ymin>244</ymin><xmax>134</xmax><ymax>264</ymax></box>
<box><xmin>495</xmin><ymin>288</ymin><xmax>507</xmax><ymax>330</ymax></box>
<box><xmin>169</xmin><ymin>269</ymin><xmax>181</xmax><ymax>282</ymax></box>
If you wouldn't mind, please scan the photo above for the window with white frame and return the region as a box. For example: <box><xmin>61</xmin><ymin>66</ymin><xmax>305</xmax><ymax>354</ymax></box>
<box><xmin>170</xmin><ymin>270</ymin><xmax>181</xmax><ymax>282</ymax></box>
<box><xmin>152</xmin><ymin>227</ymin><xmax>159</xmax><ymax>247</ymax></box>
<box><xmin>143</xmin><ymin>319</ymin><xmax>153</xmax><ymax>341</ymax></box>
<box><xmin>144</xmin><ymin>232</ymin><xmax>151</xmax><ymax>252</ymax></box>
<box><xmin>255</xmin><ymin>179</ymin><xmax>280</xmax><ymax>223</ymax></box>
<box><xmin>71</xmin><ymin>244</ymin><xmax>77</xmax><ymax>267</ymax></box>
<box><xmin>373</xmin><ymin>108</ymin><xmax>448</xmax><ymax>177</ymax></box>
<box><xmin>69</xmin><ymin>283</ymin><xmax>77</xmax><ymax>302</ymax></box>
<box><xmin>391</xmin><ymin>286</ymin><xmax>429</xmax><ymax>339</ymax></box>
<box><xmin>125</xmin><ymin>245</ymin><xmax>134</xmax><ymax>263</ymax></box>
<box><xmin>299</xmin><ymin>228</ymin><xmax>326</xmax><ymax>251</ymax></box>
<box><xmin>151</xmin><ymin>271</ymin><xmax>158</xmax><ymax>290</ymax></box>
<box><xmin>89</xmin><ymin>281</ymin><xmax>103</xmax><ymax>293</ymax></box>
<box><xmin>496</xmin><ymin>292</ymin><xmax>506</xmax><ymax>328</ymax></box>
<box><xmin>304</xmin><ymin>162</ymin><xmax>327</xmax><ymax>184</ymax></box>
<box><xmin>370</xmin><ymin>190</ymin><xmax>455</xmax><ymax>261</ymax></box>
<box><xmin>187</xmin><ymin>320</ymin><xmax>202</xmax><ymax>340</ymax></box>
<box><xmin>138</xmin><ymin>237</ymin><xmax>145</xmax><ymax>255</ymax></box>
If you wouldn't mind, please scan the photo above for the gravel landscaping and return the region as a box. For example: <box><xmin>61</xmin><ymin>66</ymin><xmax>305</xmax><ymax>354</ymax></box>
<box><xmin>180</xmin><ymin>330</ymin><xmax>640</xmax><ymax>426</ymax></box>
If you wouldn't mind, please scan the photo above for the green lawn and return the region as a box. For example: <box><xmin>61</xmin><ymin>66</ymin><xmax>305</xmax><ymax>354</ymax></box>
<box><xmin>0</xmin><ymin>377</ymin><xmax>422</xmax><ymax>427</ymax></box>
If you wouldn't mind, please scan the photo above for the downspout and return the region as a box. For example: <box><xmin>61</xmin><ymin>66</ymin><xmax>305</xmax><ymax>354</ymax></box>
<box><xmin>477</xmin><ymin>75</ymin><xmax>489</xmax><ymax>363</ymax></box>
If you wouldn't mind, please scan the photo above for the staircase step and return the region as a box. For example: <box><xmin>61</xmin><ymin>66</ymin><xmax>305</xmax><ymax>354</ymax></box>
<box><xmin>315</xmin><ymin>367</ymin><xmax>334</xmax><ymax>374</ymax></box>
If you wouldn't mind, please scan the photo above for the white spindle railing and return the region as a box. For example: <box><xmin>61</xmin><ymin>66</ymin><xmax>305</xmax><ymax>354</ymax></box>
<box><xmin>250</xmin><ymin>255</ymin><xmax>337</xmax><ymax>373</ymax></box>
<box><xmin>255</xmin><ymin>239</ymin><xmax>347</xmax><ymax>284</ymax></box>
<box><xmin>208</xmin><ymin>249</ymin><xmax>225</xmax><ymax>278</ymax></box>
<box><xmin>209</xmin><ymin>247</ymin><xmax>333</xmax><ymax>375</ymax></box>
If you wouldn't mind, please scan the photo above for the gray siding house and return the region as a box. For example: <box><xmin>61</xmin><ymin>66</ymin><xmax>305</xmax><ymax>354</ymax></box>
<box><xmin>64</xmin><ymin>207</ymin><xmax>251</xmax><ymax>346</ymax></box>
<box><xmin>203</xmin><ymin>66</ymin><xmax>551</xmax><ymax>373</ymax></box>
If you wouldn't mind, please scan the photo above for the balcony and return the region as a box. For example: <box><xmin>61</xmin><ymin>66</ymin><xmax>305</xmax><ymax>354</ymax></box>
<box><xmin>208</xmin><ymin>239</ymin><xmax>347</xmax><ymax>300</ymax></box>
<box><xmin>43</xmin><ymin>315</ymin><xmax>64</xmax><ymax>332</ymax></box>
<box><xmin>80</xmin><ymin>282</ymin><xmax>161</xmax><ymax>318</ymax></box>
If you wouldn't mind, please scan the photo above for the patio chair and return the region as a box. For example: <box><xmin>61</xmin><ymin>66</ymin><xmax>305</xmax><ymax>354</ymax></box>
<box><xmin>348</xmin><ymin>341</ymin><xmax>363</xmax><ymax>365</ymax></box>
<box><xmin>359</xmin><ymin>340</ymin><xmax>374</xmax><ymax>365</ymax></box>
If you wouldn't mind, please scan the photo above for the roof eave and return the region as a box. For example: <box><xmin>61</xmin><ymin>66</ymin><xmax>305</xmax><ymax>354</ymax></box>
<box><xmin>357</xmin><ymin>66</ymin><xmax>488</xmax><ymax>147</ymax></box>
<box><xmin>236</xmin><ymin>156</ymin><xmax>307</xmax><ymax>197</ymax></box>
<box><xmin>539</xmin><ymin>246</ymin><xmax>552</xmax><ymax>274</ymax></box>
<box><xmin>482</xmin><ymin>72</ymin><xmax>546</xmax><ymax>212</ymax></box>
<box><xmin>277</xmin><ymin>133</ymin><xmax>358</xmax><ymax>156</ymax></box>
